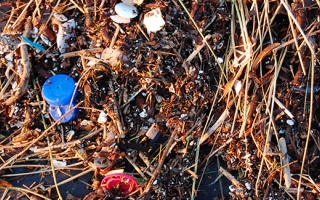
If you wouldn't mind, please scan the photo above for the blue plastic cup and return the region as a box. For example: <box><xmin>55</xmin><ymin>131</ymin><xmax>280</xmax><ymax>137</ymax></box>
<box><xmin>42</xmin><ymin>74</ymin><xmax>78</xmax><ymax>123</ymax></box>
<box><xmin>42</xmin><ymin>74</ymin><xmax>78</xmax><ymax>105</ymax></box>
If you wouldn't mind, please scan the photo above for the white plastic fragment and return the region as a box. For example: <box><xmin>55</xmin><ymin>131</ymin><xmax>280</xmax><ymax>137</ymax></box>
<box><xmin>146</xmin><ymin>123</ymin><xmax>159</xmax><ymax>139</ymax></box>
<box><xmin>234</xmin><ymin>80</ymin><xmax>242</xmax><ymax>95</ymax></box>
<box><xmin>66</xmin><ymin>130</ymin><xmax>75</xmax><ymax>142</ymax></box>
<box><xmin>98</xmin><ymin>111</ymin><xmax>108</xmax><ymax>123</ymax></box>
<box><xmin>5</xmin><ymin>52</ymin><xmax>13</xmax><ymax>61</ymax></box>
<box><xmin>143</xmin><ymin>8</ymin><xmax>165</xmax><ymax>35</ymax></box>
<box><xmin>80</xmin><ymin>120</ymin><xmax>91</xmax><ymax>126</ymax></box>
<box><xmin>40</xmin><ymin>34</ymin><xmax>51</xmax><ymax>46</ymax></box>
<box><xmin>153</xmin><ymin>179</ymin><xmax>158</xmax><ymax>185</ymax></box>
<box><xmin>7</xmin><ymin>61</ymin><xmax>13</xmax><ymax>69</ymax></box>
<box><xmin>180</xmin><ymin>114</ymin><xmax>188</xmax><ymax>119</ymax></box>
<box><xmin>10</xmin><ymin>121</ymin><xmax>23</xmax><ymax>128</ymax></box>
<box><xmin>139</xmin><ymin>109</ymin><xmax>148</xmax><ymax>118</ymax></box>
<box><xmin>286</xmin><ymin>119</ymin><xmax>294</xmax><ymax>126</ymax></box>
<box><xmin>115</xmin><ymin>3</ymin><xmax>138</xmax><ymax>19</ymax></box>
<box><xmin>106</xmin><ymin>169</ymin><xmax>124</xmax><ymax>175</ymax></box>
<box><xmin>53</xmin><ymin>12</ymin><xmax>68</xmax><ymax>22</ymax></box>
<box><xmin>53</xmin><ymin>160</ymin><xmax>67</xmax><ymax>167</ymax></box>
<box><xmin>133</xmin><ymin>0</ymin><xmax>144</xmax><ymax>5</ymax></box>
<box><xmin>93</xmin><ymin>158</ymin><xmax>110</xmax><ymax>168</ymax></box>
<box><xmin>217</xmin><ymin>57</ymin><xmax>224</xmax><ymax>63</ymax></box>
<box><xmin>31</xmin><ymin>27</ymin><xmax>38</xmax><ymax>38</ymax></box>
<box><xmin>122</xmin><ymin>0</ymin><xmax>144</xmax><ymax>6</ymax></box>
<box><xmin>245</xmin><ymin>182</ymin><xmax>251</xmax><ymax>190</ymax></box>
<box><xmin>86</xmin><ymin>60</ymin><xmax>97</xmax><ymax>66</ymax></box>
<box><xmin>105</xmin><ymin>131</ymin><xmax>115</xmax><ymax>142</ymax></box>
<box><xmin>56</xmin><ymin>18</ymin><xmax>76</xmax><ymax>53</ymax></box>
<box><xmin>169</xmin><ymin>83</ymin><xmax>175</xmax><ymax>93</ymax></box>
<box><xmin>29</xmin><ymin>146</ymin><xmax>37</xmax><ymax>152</ymax></box>
<box><xmin>229</xmin><ymin>185</ymin><xmax>236</xmax><ymax>192</ymax></box>
<box><xmin>110</xmin><ymin>15</ymin><xmax>131</xmax><ymax>24</ymax></box>
<box><xmin>101</xmin><ymin>48</ymin><xmax>122</xmax><ymax>66</ymax></box>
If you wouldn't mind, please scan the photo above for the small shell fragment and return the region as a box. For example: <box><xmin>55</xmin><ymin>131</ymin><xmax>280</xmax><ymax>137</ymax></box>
<box><xmin>115</xmin><ymin>3</ymin><xmax>138</xmax><ymax>19</ymax></box>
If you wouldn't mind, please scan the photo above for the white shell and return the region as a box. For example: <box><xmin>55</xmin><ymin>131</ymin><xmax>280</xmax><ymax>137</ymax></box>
<box><xmin>115</xmin><ymin>3</ymin><xmax>138</xmax><ymax>19</ymax></box>
<box><xmin>110</xmin><ymin>15</ymin><xmax>131</xmax><ymax>24</ymax></box>
<box><xmin>143</xmin><ymin>8</ymin><xmax>165</xmax><ymax>35</ymax></box>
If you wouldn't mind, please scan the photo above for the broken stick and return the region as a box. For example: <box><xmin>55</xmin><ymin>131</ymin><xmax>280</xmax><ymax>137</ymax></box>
<box><xmin>4</xmin><ymin>17</ymin><xmax>32</xmax><ymax>105</ymax></box>
<box><xmin>279</xmin><ymin>137</ymin><xmax>291</xmax><ymax>188</ymax></box>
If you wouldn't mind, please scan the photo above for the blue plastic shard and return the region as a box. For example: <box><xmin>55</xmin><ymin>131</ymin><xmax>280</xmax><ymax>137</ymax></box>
<box><xmin>21</xmin><ymin>36</ymin><xmax>46</xmax><ymax>51</ymax></box>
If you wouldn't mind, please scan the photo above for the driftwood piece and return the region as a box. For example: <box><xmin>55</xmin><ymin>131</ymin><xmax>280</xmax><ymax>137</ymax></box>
<box><xmin>4</xmin><ymin>17</ymin><xmax>32</xmax><ymax>105</ymax></box>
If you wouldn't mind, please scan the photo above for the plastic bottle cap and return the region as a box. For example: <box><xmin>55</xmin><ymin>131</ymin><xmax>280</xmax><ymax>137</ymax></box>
<box><xmin>42</xmin><ymin>74</ymin><xmax>77</xmax><ymax>106</ymax></box>
<box><xmin>101</xmin><ymin>173</ymin><xmax>138</xmax><ymax>197</ymax></box>
<box><xmin>49</xmin><ymin>101</ymin><xmax>79</xmax><ymax>123</ymax></box>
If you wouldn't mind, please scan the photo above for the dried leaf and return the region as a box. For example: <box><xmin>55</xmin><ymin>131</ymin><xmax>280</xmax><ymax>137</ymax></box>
<box><xmin>0</xmin><ymin>179</ymin><xmax>12</xmax><ymax>187</ymax></box>
<box><xmin>251</xmin><ymin>43</ymin><xmax>280</xmax><ymax>71</ymax></box>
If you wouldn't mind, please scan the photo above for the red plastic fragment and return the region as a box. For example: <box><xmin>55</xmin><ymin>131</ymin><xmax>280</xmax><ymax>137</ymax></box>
<box><xmin>101</xmin><ymin>173</ymin><xmax>138</xmax><ymax>197</ymax></box>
